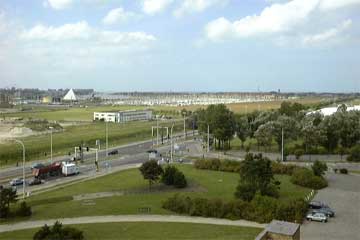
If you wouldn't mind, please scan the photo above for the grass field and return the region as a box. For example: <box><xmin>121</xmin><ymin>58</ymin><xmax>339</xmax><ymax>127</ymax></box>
<box><xmin>1</xmin><ymin>97</ymin><xmax>329</xmax><ymax>122</ymax></box>
<box><xmin>1</xmin><ymin>164</ymin><xmax>311</xmax><ymax>223</ymax></box>
<box><xmin>0</xmin><ymin>222</ymin><xmax>262</xmax><ymax>240</ymax></box>
<box><xmin>0</xmin><ymin>120</ymin><xmax>184</xmax><ymax>166</ymax></box>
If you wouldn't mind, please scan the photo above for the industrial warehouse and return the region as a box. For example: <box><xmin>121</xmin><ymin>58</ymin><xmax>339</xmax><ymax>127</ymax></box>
<box><xmin>93</xmin><ymin>110</ymin><xmax>153</xmax><ymax>123</ymax></box>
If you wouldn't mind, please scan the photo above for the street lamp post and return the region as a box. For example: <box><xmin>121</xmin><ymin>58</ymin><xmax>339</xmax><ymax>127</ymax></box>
<box><xmin>106</xmin><ymin>121</ymin><xmax>108</xmax><ymax>159</ymax></box>
<box><xmin>49</xmin><ymin>126</ymin><xmax>53</xmax><ymax>163</ymax></box>
<box><xmin>14</xmin><ymin>139</ymin><xmax>26</xmax><ymax>199</ymax></box>
<box><xmin>170</xmin><ymin>122</ymin><xmax>175</xmax><ymax>163</ymax></box>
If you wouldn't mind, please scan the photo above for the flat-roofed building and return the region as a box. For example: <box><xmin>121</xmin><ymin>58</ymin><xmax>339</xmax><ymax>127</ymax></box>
<box><xmin>255</xmin><ymin>220</ymin><xmax>300</xmax><ymax>240</ymax></box>
<box><xmin>94</xmin><ymin>110</ymin><xmax>152</xmax><ymax>123</ymax></box>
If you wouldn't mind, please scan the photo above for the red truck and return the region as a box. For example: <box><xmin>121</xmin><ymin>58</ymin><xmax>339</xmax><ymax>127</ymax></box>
<box><xmin>32</xmin><ymin>162</ymin><xmax>62</xmax><ymax>179</ymax></box>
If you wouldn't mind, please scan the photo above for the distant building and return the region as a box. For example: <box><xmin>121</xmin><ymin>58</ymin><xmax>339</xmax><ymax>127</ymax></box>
<box><xmin>63</xmin><ymin>89</ymin><xmax>77</xmax><ymax>101</ymax></box>
<box><xmin>94</xmin><ymin>110</ymin><xmax>153</xmax><ymax>123</ymax></box>
<box><xmin>255</xmin><ymin>220</ymin><xmax>300</xmax><ymax>240</ymax></box>
<box><xmin>42</xmin><ymin>96</ymin><xmax>53</xmax><ymax>104</ymax></box>
<box><xmin>308</xmin><ymin>105</ymin><xmax>360</xmax><ymax>116</ymax></box>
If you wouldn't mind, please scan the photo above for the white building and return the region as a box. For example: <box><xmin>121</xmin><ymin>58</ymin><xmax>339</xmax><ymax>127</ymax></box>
<box><xmin>308</xmin><ymin>105</ymin><xmax>360</xmax><ymax>116</ymax></box>
<box><xmin>94</xmin><ymin>110</ymin><xmax>152</xmax><ymax>123</ymax></box>
<box><xmin>63</xmin><ymin>89</ymin><xmax>77</xmax><ymax>101</ymax></box>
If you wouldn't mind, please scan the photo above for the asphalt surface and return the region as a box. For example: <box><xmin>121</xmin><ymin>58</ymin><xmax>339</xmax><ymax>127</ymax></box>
<box><xmin>0</xmin><ymin>131</ymin><xmax>198</xmax><ymax>187</ymax></box>
<box><xmin>301</xmin><ymin>172</ymin><xmax>360</xmax><ymax>240</ymax></box>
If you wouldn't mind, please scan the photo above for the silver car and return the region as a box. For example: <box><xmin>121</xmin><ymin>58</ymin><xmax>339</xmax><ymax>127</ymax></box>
<box><xmin>306</xmin><ymin>212</ymin><xmax>328</xmax><ymax>223</ymax></box>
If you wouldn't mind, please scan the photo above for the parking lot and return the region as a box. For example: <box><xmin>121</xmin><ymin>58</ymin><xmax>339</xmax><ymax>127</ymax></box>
<box><xmin>302</xmin><ymin>172</ymin><xmax>360</xmax><ymax>240</ymax></box>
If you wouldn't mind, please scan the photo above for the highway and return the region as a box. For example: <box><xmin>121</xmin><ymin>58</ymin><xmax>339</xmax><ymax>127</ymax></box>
<box><xmin>0</xmin><ymin>131</ymin><xmax>199</xmax><ymax>188</ymax></box>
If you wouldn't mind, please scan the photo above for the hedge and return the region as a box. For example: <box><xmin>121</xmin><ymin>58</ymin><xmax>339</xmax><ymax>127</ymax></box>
<box><xmin>290</xmin><ymin>168</ymin><xmax>328</xmax><ymax>189</ymax></box>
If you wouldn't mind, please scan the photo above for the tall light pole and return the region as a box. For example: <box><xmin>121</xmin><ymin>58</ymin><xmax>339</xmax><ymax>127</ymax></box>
<box><xmin>170</xmin><ymin>122</ymin><xmax>175</xmax><ymax>163</ymax></box>
<box><xmin>14</xmin><ymin>139</ymin><xmax>26</xmax><ymax>199</ymax></box>
<box><xmin>183</xmin><ymin>115</ymin><xmax>186</xmax><ymax>140</ymax></box>
<box><xmin>49</xmin><ymin>126</ymin><xmax>53</xmax><ymax>163</ymax></box>
<box><xmin>281</xmin><ymin>128</ymin><xmax>284</xmax><ymax>162</ymax></box>
<box><xmin>105</xmin><ymin>121</ymin><xmax>108</xmax><ymax>159</ymax></box>
<box><xmin>156</xmin><ymin>116</ymin><xmax>159</xmax><ymax>146</ymax></box>
<box><xmin>207</xmin><ymin>124</ymin><xmax>210</xmax><ymax>153</ymax></box>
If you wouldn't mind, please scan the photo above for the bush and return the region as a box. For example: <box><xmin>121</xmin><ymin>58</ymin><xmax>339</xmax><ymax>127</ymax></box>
<box><xmin>234</xmin><ymin>182</ymin><xmax>256</xmax><ymax>202</ymax></box>
<box><xmin>294</xmin><ymin>149</ymin><xmax>304</xmax><ymax>160</ymax></box>
<box><xmin>271</xmin><ymin>162</ymin><xmax>298</xmax><ymax>175</ymax></box>
<box><xmin>173</xmin><ymin>170</ymin><xmax>187</xmax><ymax>188</ymax></box>
<box><xmin>33</xmin><ymin>221</ymin><xmax>84</xmax><ymax>240</ymax></box>
<box><xmin>339</xmin><ymin>168</ymin><xmax>348</xmax><ymax>174</ymax></box>
<box><xmin>161</xmin><ymin>165</ymin><xmax>178</xmax><ymax>185</ymax></box>
<box><xmin>312</xmin><ymin>160</ymin><xmax>328</xmax><ymax>176</ymax></box>
<box><xmin>194</xmin><ymin>159</ymin><xmax>242</xmax><ymax>173</ymax></box>
<box><xmin>291</xmin><ymin>168</ymin><xmax>328</xmax><ymax>189</ymax></box>
<box><xmin>347</xmin><ymin>145</ymin><xmax>360</xmax><ymax>162</ymax></box>
<box><xmin>16</xmin><ymin>202</ymin><xmax>32</xmax><ymax>217</ymax></box>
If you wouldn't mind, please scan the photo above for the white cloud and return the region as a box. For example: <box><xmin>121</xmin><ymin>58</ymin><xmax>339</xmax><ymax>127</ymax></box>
<box><xmin>205</xmin><ymin>0</ymin><xmax>319</xmax><ymax>41</ymax></box>
<box><xmin>102</xmin><ymin>7</ymin><xmax>139</xmax><ymax>25</ymax></box>
<box><xmin>20</xmin><ymin>21</ymin><xmax>156</xmax><ymax>45</ymax></box>
<box><xmin>45</xmin><ymin>0</ymin><xmax>73</xmax><ymax>10</ymax></box>
<box><xmin>142</xmin><ymin>0</ymin><xmax>173</xmax><ymax>15</ymax></box>
<box><xmin>174</xmin><ymin>0</ymin><xmax>227</xmax><ymax>17</ymax></box>
<box><xmin>319</xmin><ymin>0</ymin><xmax>360</xmax><ymax>11</ymax></box>
<box><xmin>302</xmin><ymin>19</ymin><xmax>352</xmax><ymax>45</ymax></box>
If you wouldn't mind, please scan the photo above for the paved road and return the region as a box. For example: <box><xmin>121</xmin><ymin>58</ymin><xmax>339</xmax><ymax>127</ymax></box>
<box><xmin>0</xmin><ymin>131</ymin><xmax>197</xmax><ymax>185</ymax></box>
<box><xmin>0</xmin><ymin>215</ymin><xmax>265</xmax><ymax>233</ymax></box>
<box><xmin>302</xmin><ymin>173</ymin><xmax>360</xmax><ymax>240</ymax></box>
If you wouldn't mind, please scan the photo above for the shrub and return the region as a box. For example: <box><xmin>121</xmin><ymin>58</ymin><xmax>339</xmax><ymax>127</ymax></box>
<box><xmin>173</xmin><ymin>170</ymin><xmax>187</xmax><ymax>188</ymax></box>
<box><xmin>339</xmin><ymin>168</ymin><xmax>348</xmax><ymax>174</ymax></box>
<box><xmin>312</xmin><ymin>160</ymin><xmax>328</xmax><ymax>176</ymax></box>
<box><xmin>291</xmin><ymin>168</ymin><xmax>328</xmax><ymax>189</ymax></box>
<box><xmin>161</xmin><ymin>165</ymin><xmax>178</xmax><ymax>185</ymax></box>
<box><xmin>33</xmin><ymin>221</ymin><xmax>84</xmax><ymax>240</ymax></box>
<box><xmin>260</xmin><ymin>184</ymin><xmax>280</xmax><ymax>199</ymax></box>
<box><xmin>271</xmin><ymin>162</ymin><xmax>298</xmax><ymax>175</ymax></box>
<box><xmin>16</xmin><ymin>202</ymin><xmax>32</xmax><ymax>217</ymax></box>
<box><xmin>194</xmin><ymin>159</ymin><xmax>242</xmax><ymax>173</ymax></box>
<box><xmin>234</xmin><ymin>182</ymin><xmax>257</xmax><ymax>202</ymax></box>
<box><xmin>347</xmin><ymin>145</ymin><xmax>360</xmax><ymax>162</ymax></box>
<box><xmin>294</xmin><ymin>149</ymin><xmax>304</xmax><ymax>160</ymax></box>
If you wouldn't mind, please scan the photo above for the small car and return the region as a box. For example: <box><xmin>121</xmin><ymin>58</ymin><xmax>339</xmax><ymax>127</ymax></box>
<box><xmin>28</xmin><ymin>178</ymin><xmax>43</xmax><ymax>186</ymax></box>
<box><xmin>306</xmin><ymin>212</ymin><xmax>328</xmax><ymax>222</ymax></box>
<box><xmin>309</xmin><ymin>201</ymin><xmax>329</xmax><ymax>209</ymax></box>
<box><xmin>108</xmin><ymin>150</ymin><xmax>119</xmax><ymax>156</ymax></box>
<box><xmin>10</xmin><ymin>178</ymin><xmax>24</xmax><ymax>186</ymax></box>
<box><xmin>311</xmin><ymin>207</ymin><xmax>335</xmax><ymax>217</ymax></box>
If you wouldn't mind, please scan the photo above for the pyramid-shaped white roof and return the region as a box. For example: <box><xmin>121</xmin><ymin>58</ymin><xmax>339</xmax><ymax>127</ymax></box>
<box><xmin>63</xmin><ymin>89</ymin><xmax>77</xmax><ymax>101</ymax></box>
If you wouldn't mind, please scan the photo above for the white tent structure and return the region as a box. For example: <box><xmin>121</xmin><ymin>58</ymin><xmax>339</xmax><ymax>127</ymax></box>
<box><xmin>63</xmin><ymin>89</ymin><xmax>77</xmax><ymax>101</ymax></box>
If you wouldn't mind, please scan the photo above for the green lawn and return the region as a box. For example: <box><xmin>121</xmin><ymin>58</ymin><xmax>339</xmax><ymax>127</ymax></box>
<box><xmin>0</xmin><ymin>120</ymin><xmax>183</xmax><ymax>166</ymax></box>
<box><xmin>0</xmin><ymin>222</ymin><xmax>262</xmax><ymax>240</ymax></box>
<box><xmin>1</xmin><ymin>165</ymin><xmax>311</xmax><ymax>223</ymax></box>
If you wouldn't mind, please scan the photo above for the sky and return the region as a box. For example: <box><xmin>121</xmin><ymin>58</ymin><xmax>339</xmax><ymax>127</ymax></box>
<box><xmin>0</xmin><ymin>0</ymin><xmax>359</xmax><ymax>92</ymax></box>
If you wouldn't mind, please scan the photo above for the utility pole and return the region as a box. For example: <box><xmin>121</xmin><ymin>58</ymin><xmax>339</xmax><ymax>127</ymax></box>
<box><xmin>207</xmin><ymin>124</ymin><xmax>210</xmax><ymax>153</ymax></box>
<box><xmin>171</xmin><ymin>122</ymin><xmax>175</xmax><ymax>163</ymax></box>
<box><xmin>49</xmin><ymin>127</ymin><xmax>53</xmax><ymax>163</ymax></box>
<box><xmin>14</xmin><ymin>140</ymin><xmax>26</xmax><ymax>199</ymax></box>
<box><xmin>183</xmin><ymin>115</ymin><xmax>186</xmax><ymax>140</ymax></box>
<box><xmin>281</xmin><ymin>128</ymin><xmax>284</xmax><ymax>162</ymax></box>
<box><xmin>156</xmin><ymin>116</ymin><xmax>159</xmax><ymax>146</ymax></box>
<box><xmin>105</xmin><ymin>121</ymin><xmax>108</xmax><ymax>159</ymax></box>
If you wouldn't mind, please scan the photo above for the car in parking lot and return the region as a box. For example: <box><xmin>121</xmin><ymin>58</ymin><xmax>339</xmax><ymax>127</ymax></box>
<box><xmin>309</xmin><ymin>201</ymin><xmax>329</xmax><ymax>209</ymax></box>
<box><xmin>311</xmin><ymin>207</ymin><xmax>335</xmax><ymax>217</ymax></box>
<box><xmin>10</xmin><ymin>178</ymin><xmax>24</xmax><ymax>186</ymax></box>
<box><xmin>306</xmin><ymin>212</ymin><xmax>328</xmax><ymax>223</ymax></box>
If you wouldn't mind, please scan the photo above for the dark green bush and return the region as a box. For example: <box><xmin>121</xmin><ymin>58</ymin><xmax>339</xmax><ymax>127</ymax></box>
<box><xmin>291</xmin><ymin>168</ymin><xmax>328</xmax><ymax>189</ymax></box>
<box><xmin>347</xmin><ymin>145</ymin><xmax>360</xmax><ymax>162</ymax></box>
<box><xmin>194</xmin><ymin>159</ymin><xmax>242</xmax><ymax>172</ymax></box>
<box><xmin>234</xmin><ymin>182</ymin><xmax>256</xmax><ymax>202</ymax></box>
<box><xmin>312</xmin><ymin>160</ymin><xmax>327</xmax><ymax>176</ymax></box>
<box><xmin>33</xmin><ymin>221</ymin><xmax>84</xmax><ymax>240</ymax></box>
<box><xmin>16</xmin><ymin>202</ymin><xmax>32</xmax><ymax>217</ymax></box>
<box><xmin>271</xmin><ymin>162</ymin><xmax>298</xmax><ymax>175</ymax></box>
<box><xmin>339</xmin><ymin>168</ymin><xmax>348</xmax><ymax>174</ymax></box>
<box><xmin>161</xmin><ymin>165</ymin><xmax>178</xmax><ymax>185</ymax></box>
<box><xmin>173</xmin><ymin>170</ymin><xmax>187</xmax><ymax>188</ymax></box>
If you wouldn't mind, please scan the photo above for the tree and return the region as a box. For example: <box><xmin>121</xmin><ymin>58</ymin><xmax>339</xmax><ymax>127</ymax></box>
<box><xmin>234</xmin><ymin>182</ymin><xmax>256</xmax><ymax>201</ymax></box>
<box><xmin>235</xmin><ymin>153</ymin><xmax>277</xmax><ymax>201</ymax></box>
<box><xmin>312</xmin><ymin>160</ymin><xmax>328</xmax><ymax>176</ymax></box>
<box><xmin>235</xmin><ymin>115</ymin><xmax>250</xmax><ymax>148</ymax></box>
<box><xmin>0</xmin><ymin>186</ymin><xmax>17</xmax><ymax>218</ymax></box>
<box><xmin>139</xmin><ymin>160</ymin><xmax>163</xmax><ymax>190</ymax></box>
<box><xmin>162</xmin><ymin>165</ymin><xmax>178</xmax><ymax>185</ymax></box>
<box><xmin>272</xmin><ymin>116</ymin><xmax>300</xmax><ymax>151</ymax></box>
<box><xmin>254</xmin><ymin>122</ymin><xmax>274</xmax><ymax>151</ymax></box>
<box><xmin>347</xmin><ymin>145</ymin><xmax>360</xmax><ymax>162</ymax></box>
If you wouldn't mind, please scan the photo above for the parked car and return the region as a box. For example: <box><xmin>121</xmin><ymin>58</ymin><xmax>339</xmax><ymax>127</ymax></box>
<box><xmin>10</xmin><ymin>178</ymin><xmax>24</xmax><ymax>186</ymax></box>
<box><xmin>108</xmin><ymin>150</ymin><xmax>119</xmax><ymax>156</ymax></box>
<box><xmin>28</xmin><ymin>178</ymin><xmax>43</xmax><ymax>186</ymax></box>
<box><xmin>306</xmin><ymin>212</ymin><xmax>328</xmax><ymax>222</ymax></box>
<box><xmin>309</xmin><ymin>201</ymin><xmax>329</xmax><ymax>209</ymax></box>
<box><xmin>311</xmin><ymin>207</ymin><xmax>335</xmax><ymax>217</ymax></box>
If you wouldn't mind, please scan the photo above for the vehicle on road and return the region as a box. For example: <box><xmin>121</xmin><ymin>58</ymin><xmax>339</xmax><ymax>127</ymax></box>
<box><xmin>306</xmin><ymin>212</ymin><xmax>328</xmax><ymax>223</ymax></box>
<box><xmin>108</xmin><ymin>150</ymin><xmax>119</xmax><ymax>156</ymax></box>
<box><xmin>10</xmin><ymin>178</ymin><xmax>24</xmax><ymax>186</ymax></box>
<box><xmin>28</xmin><ymin>178</ymin><xmax>43</xmax><ymax>186</ymax></box>
<box><xmin>62</xmin><ymin>162</ymin><xmax>80</xmax><ymax>176</ymax></box>
<box><xmin>33</xmin><ymin>162</ymin><xmax>62</xmax><ymax>179</ymax></box>
<box><xmin>31</xmin><ymin>163</ymin><xmax>45</xmax><ymax>170</ymax></box>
